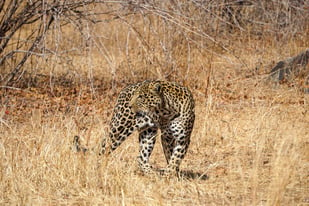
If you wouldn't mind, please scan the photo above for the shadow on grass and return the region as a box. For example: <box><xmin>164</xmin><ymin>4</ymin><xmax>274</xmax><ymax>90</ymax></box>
<box><xmin>156</xmin><ymin>169</ymin><xmax>208</xmax><ymax>180</ymax></box>
<box><xmin>179</xmin><ymin>170</ymin><xmax>209</xmax><ymax>180</ymax></box>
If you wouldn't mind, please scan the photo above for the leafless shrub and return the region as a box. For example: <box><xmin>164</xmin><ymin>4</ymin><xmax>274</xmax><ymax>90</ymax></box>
<box><xmin>0</xmin><ymin>0</ymin><xmax>122</xmax><ymax>86</ymax></box>
<box><xmin>0</xmin><ymin>0</ymin><xmax>308</xmax><ymax>86</ymax></box>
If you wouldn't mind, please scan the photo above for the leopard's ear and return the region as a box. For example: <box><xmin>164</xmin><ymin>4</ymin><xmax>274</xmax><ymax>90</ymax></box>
<box><xmin>153</xmin><ymin>82</ymin><xmax>162</xmax><ymax>93</ymax></box>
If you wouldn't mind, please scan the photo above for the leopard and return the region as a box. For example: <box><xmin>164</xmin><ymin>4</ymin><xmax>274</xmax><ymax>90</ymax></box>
<box><xmin>73</xmin><ymin>80</ymin><xmax>195</xmax><ymax>176</ymax></box>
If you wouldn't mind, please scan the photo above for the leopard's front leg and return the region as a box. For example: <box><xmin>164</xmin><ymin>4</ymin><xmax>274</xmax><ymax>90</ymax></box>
<box><xmin>137</xmin><ymin>127</ymin><xmax>158</xmax><ymax>174</ymax></box>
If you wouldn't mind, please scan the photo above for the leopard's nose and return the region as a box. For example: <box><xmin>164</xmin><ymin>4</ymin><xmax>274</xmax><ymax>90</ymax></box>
<box><xmin>129</xmin><ymin>101</ymin><xmax>136</xmax><ymax>111</ymax></box>
<box><xmin>130</xmin><ymin>105</ymin><xmax>137</xmax><ymax>113</ymax></box>
<box><xmin>128</xmin><ymin>97</ymin><xmax>135</xmax><ymax>107</ymax></box>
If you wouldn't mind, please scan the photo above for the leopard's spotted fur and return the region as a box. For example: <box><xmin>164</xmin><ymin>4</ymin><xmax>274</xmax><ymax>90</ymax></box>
<box><xmin>74</xmin><ymin>80</ymin><xmax>195</xmax><ymax>176</ymax></box>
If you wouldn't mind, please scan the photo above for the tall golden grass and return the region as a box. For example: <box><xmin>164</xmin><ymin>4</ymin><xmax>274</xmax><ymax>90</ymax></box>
<box><xmin>1</xmin><ymin>1</ymin><xmax>309</xmax><ymax>205</ymax></box>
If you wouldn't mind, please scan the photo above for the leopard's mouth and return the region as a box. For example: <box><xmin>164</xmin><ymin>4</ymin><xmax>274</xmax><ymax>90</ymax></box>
<box><xmin>136</xmin><ymin>111</ymin><xmax>146</xmax><ymax>117</ymax></box>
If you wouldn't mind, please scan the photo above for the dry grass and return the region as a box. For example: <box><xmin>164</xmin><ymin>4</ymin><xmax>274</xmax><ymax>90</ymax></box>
<box><xmin>1</xmin><ymin>56</ymin><xmax>308</xmax><ymax>205</ymax></box>
<box><xmin>1</xmin><ymin>1</ymin><xmax>309</xmax><ymax>205</ymax></box>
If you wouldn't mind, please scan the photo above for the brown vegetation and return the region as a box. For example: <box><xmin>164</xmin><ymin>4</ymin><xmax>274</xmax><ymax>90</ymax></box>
<box><xmin>1</xmin><ymin>1</ymin><xmax>309</xmax><ymax>205</ymax></box>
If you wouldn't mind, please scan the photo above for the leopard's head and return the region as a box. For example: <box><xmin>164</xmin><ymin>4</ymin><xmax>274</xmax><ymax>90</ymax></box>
<box><xmin>129</xmin><ymin>81</ymin><xmax>163</xmax><ymax>118</ymax></box>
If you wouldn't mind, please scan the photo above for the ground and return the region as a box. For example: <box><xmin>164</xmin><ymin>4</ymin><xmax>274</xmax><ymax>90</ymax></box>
<box><xmin>1</xmin><ymin>65</ymin><xmax>308</xmax><ymax>205</ymax></box>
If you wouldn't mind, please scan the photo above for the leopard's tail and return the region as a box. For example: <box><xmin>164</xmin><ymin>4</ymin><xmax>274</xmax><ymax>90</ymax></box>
<box><xmin>72</xmin><ymin>135</ymin><xmax>108</xmax><ymax>155</ymax></box>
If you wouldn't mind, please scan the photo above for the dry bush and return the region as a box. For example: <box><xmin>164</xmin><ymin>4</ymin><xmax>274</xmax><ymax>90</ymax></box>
<box><xmin>1</xmin><ymin>0</ymin><xmax>308</xmax><ymax>87</ymax></box>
